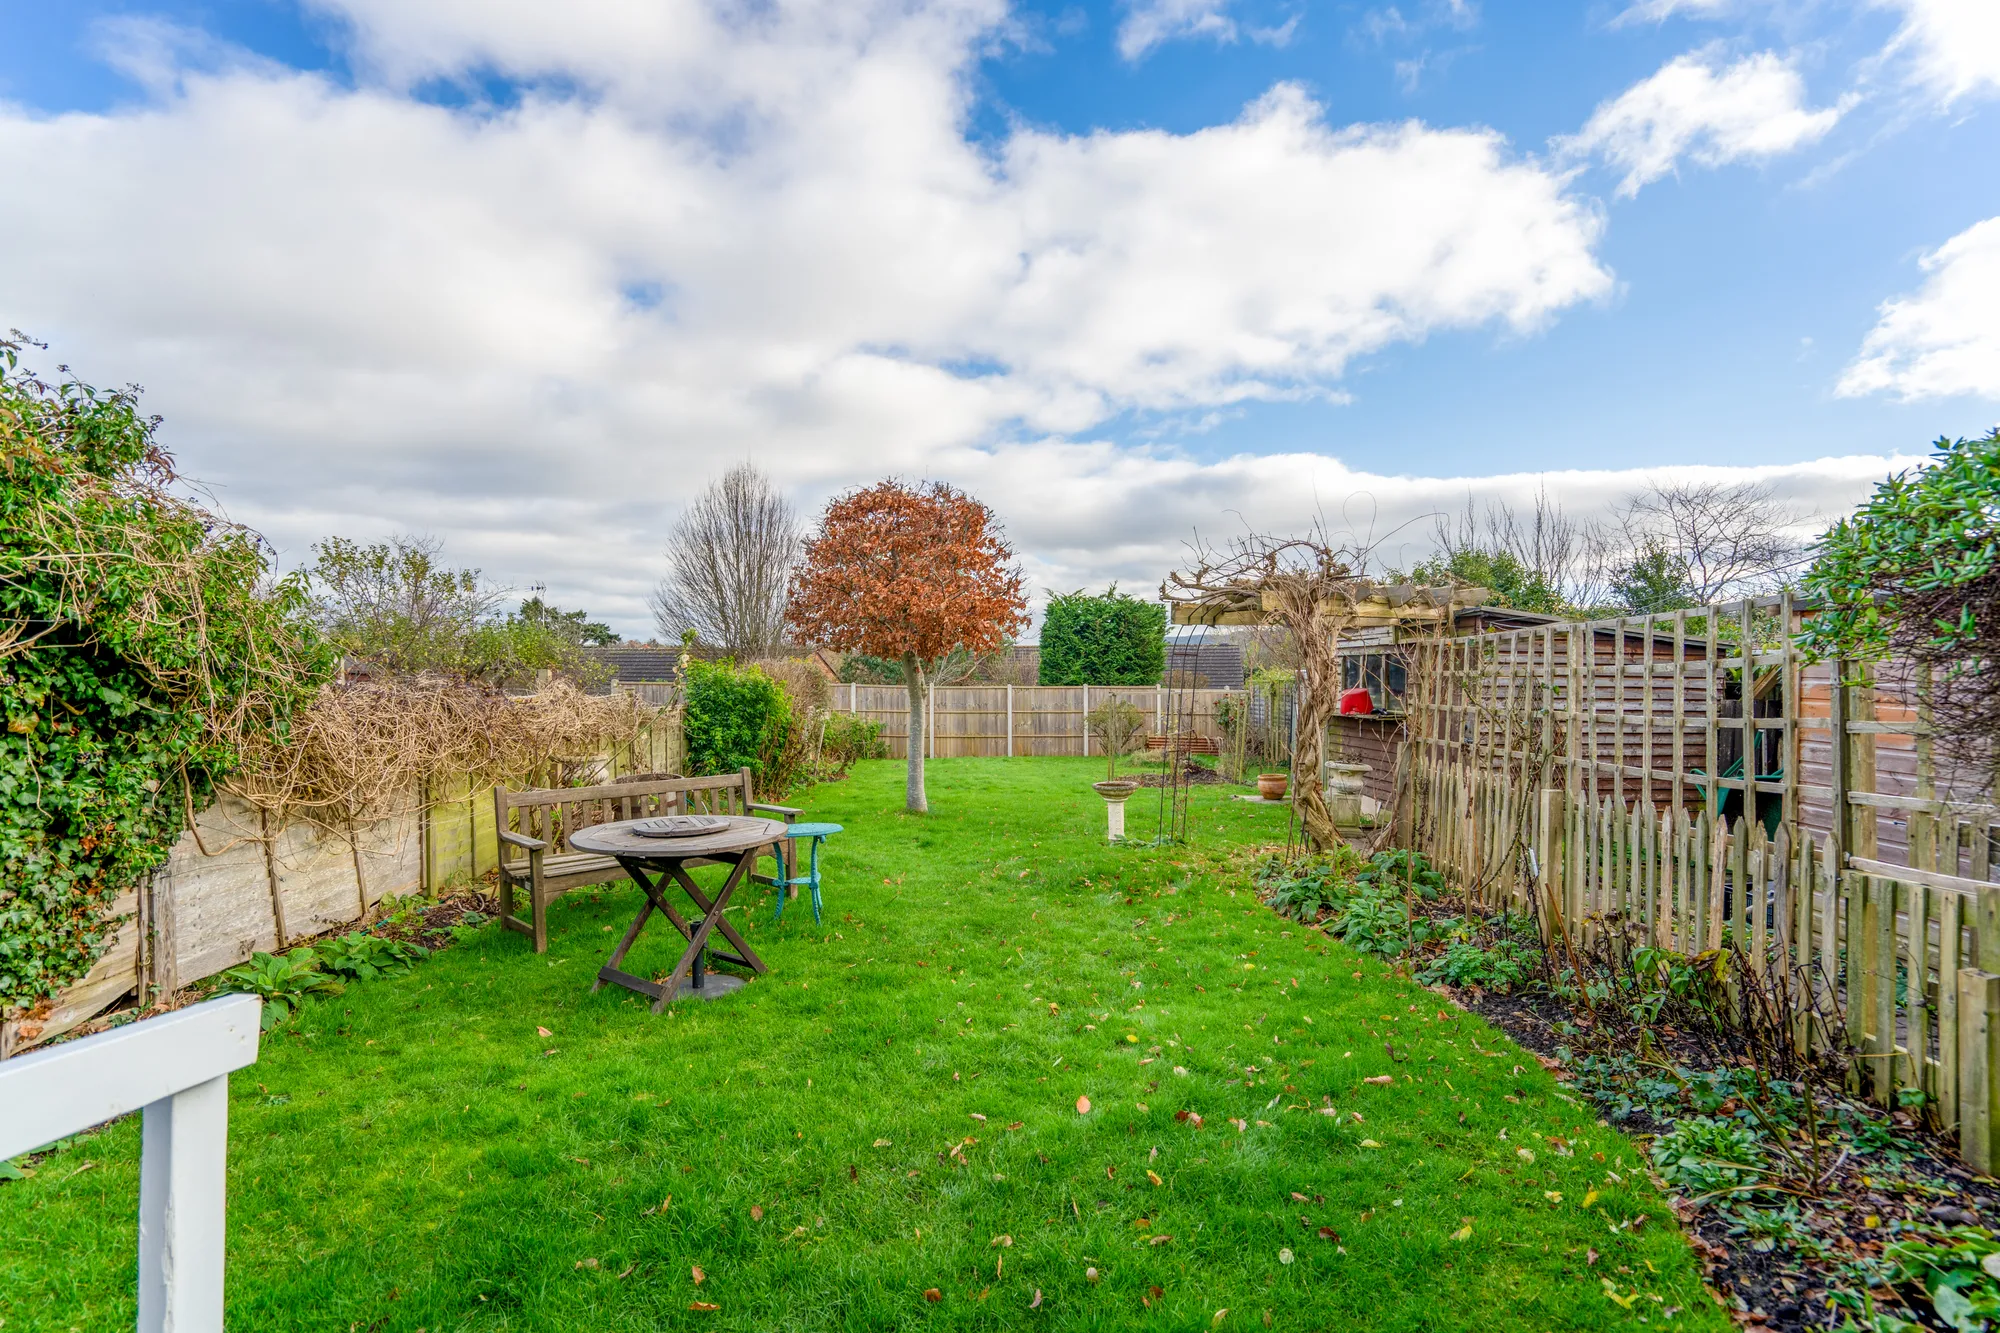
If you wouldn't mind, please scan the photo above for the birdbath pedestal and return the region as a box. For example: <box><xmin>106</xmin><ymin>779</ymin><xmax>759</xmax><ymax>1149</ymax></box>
<box><xmin>1092</xmin><ymin>779</ymin><xmax>1140</xmax><ymax>841</ymax></box>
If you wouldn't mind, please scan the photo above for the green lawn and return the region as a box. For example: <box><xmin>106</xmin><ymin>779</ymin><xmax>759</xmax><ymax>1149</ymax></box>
<box><xmin>0</xmin><ymin>758</ymin><xmax>1725</xmax><ymax>1331</ymax></box>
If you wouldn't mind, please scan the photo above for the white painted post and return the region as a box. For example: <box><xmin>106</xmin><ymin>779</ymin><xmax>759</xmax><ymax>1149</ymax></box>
<box><xmin>0</xmin><ymin>994</ymin><xmax>261</xmax><ymax>1333</ymax></box>
<box><xmin>1006</xmin><ymin>684</ymin><xmax>1015</xmax><ymax>758</ymax></box>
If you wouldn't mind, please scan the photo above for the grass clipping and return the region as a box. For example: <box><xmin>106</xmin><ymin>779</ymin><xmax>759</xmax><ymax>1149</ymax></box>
<box><xmin>228</xmin><ymin>676</ymin><xmax>666</xmax><ymax>833</ymax></box>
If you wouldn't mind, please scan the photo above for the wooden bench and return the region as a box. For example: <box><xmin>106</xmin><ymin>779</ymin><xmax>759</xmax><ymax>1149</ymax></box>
<box><xmin>493</xmin><ymin>769</ymin><xmax>801</xmax><ymax>953</ymax></box>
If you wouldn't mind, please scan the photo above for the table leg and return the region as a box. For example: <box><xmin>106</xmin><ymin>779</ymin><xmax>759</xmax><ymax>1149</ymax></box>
<box><xmin>595</xmin><ymin>860</ymin><xmax>698</xmax><ymax>1000</ymax></box>
<box><xmin>669</xmin><ymin>858</ymin><xmax>768</xmax><ymax>975</ymax></box>
<box><xmin>654</xmin><ymin>852</ymin><xmax>761</xmax><ymax>1012</ymax></box>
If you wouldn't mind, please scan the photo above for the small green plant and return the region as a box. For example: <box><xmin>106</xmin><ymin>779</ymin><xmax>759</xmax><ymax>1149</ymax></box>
<box><xmin>1417</xmin><ymin>929</ymin><xmax>1539</xmax><ymax>991</ymax></box>
<box><xmin>819</xmin><ymin>712</ymin><xmax>888</xmax><ymax>776</ymax></box>
<box><xmin>214</xmin><ymin>950</ymin><xmax>344</xmax><ymax>1029</ymax></box>
<box><xmin>1649</xmin><ymin>1115</ymin><xmax>1768</xmax><ymax>1200</ymax></box>
<box><xmin>1254</xmin><ymin>847</ymin><xmax>1367</xmax><ymax>921</ymax></box>
<box><xmin>1355</xmin><ymin>848</ymin><xmax>1445</xmax><ymax>899</ymax></box>
<box><xmin>1837</xmin><ymin>1227</ymin><xmax>2000</xmax><ymax>1333</ymax></box>
<box><xmin>315</xmin><ymin>932</ymin><xmax>429</xmax><ymax>982</ymax></box>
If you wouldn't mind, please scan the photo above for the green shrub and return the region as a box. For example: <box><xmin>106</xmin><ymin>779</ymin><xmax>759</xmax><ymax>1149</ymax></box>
<box><xmin>683</xmin><ymin>658</ymin><xmax>792</xmax><ymax>781</ymax></box>
<box><xmin>1039</xmin><ymin>586</ymin><xmax>1166</xmax><ymax>685</ymax></box>
<box><xmin>819</xmin><ymin>712</ymin><xmax>888</xmax><ymax>774</ymax></box>
<box><xmin>1868</xmin><ymin>1226</ymin><xmax>2000</xmax><ymax>1332</ymax></box>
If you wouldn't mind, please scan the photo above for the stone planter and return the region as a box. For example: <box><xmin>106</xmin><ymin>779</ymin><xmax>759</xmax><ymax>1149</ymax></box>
<box><xmin>1093</xmin><ymin>779</ymin><xmax>1140</xmax><ymax>840</ymax></box>
<box><xmin>1324</xmin><ymin>761</ymin><xmax>1370</xmax><ymax>827</ymax></box>
<box><xmin>1256</xmin><ymin>772</ymin><xmax>1289</xmax><ymax>801</ymax></box>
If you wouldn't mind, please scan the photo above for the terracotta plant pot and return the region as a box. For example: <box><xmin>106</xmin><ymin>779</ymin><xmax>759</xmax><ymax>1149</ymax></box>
<box><xmin>1256</xmin><ymin>772</ymin><xmax>1289</xmax><ymax>801</ymax></box>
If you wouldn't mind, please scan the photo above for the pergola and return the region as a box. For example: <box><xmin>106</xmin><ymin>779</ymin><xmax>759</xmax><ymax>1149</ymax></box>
<box><xmin>1162</xmin><ymin>570</ymin><xmax>1485</xmax><ymax>849</ymax></box>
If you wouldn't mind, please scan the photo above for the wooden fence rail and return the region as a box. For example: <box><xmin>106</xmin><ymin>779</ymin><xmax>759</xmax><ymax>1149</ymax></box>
<box><xmin>832</xmin><ymin>684</ymin><xmax>1239</xmax><ymax>759</ymax></box>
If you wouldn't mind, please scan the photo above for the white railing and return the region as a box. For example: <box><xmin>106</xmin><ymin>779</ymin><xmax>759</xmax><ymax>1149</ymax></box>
<box><xmin>0</xmin><ymin>994</ymin><xmax>262</xmax><ymax>1331</ymax></box>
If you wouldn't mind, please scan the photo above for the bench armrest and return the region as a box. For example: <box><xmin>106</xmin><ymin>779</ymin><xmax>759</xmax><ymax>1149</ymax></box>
<box><xmin>499</xmin><ymin>829</ymin><xmax>548</xmax><ymax>852</ymax></box>
<box><xmin>749</xmin><ymin>802</ymin><xmax>802</xmax><ymax>820</ymax></box>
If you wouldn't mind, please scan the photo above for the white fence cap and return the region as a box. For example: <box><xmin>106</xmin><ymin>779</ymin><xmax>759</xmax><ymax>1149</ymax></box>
<box><xmin>0</xmin><ymin>994</ymin><xmax>262</xmax><ymax>1159</ymax></box>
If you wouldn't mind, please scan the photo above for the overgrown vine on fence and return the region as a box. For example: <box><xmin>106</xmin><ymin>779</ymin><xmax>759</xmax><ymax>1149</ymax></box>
<box><xmin>0</xmin><ymin>335</ymin><xmax>332</xmax><ymax>1017</ymax></box>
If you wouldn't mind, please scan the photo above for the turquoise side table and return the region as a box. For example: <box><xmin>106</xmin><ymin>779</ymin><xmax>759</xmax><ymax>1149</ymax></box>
<box><xmin>771</xmin><ymin>823</ymin><xmax>842</xmax><ymax>924</ymax></box>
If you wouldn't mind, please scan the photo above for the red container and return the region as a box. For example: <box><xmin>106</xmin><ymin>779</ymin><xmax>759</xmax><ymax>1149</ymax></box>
<box><xmin>1338</xmin><ymin>687</ymin><xmax>1374</xmax><ymax>715</ymax></box>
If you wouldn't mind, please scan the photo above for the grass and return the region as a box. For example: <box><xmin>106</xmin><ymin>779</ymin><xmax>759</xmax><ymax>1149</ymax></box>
<box><xmin>0</xmin><ymin>758</ymin><xmax>1727</xmax><ymax>1331</ymax></box>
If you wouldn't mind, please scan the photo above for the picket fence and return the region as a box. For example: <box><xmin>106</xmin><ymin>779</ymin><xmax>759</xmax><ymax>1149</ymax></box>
<box><xmin>1408</xmin><ymin>744</ymin><xmax>2000</xmax><ymax>1172</ymax></box>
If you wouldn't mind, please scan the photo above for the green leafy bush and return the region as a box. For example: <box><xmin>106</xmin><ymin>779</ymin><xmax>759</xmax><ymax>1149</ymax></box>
<box><xmin>683</xmin><ymin>658</ymin><xmax>792</xmax><ymax>781</ymax></box>
<box><xmin>1</xmin><ymin>337</ymin><xmax>330</xmax><ymax>1017</ymax></box>
<box><xmin>1802</xmin><ymin>429</ymin><xmax>2000</xmax><ymax>768</ymax></box>
<box><xmin>214</xmin><ymin>950</ymin><xmax>344</xmax><ymax>1029</ymax></box>
<box><xmin>1255</xmin><ymin>847</ymin><xmax>1367</xmax><ymax>921</ymax></box>
<box><xmin>315</xmin><ymin>932</ymin><xmax>429</xmax><ymax>981</ymax></box>
<box><xmin>819</xmin><ymin>712</ymin><xmax>888</xmax><ymax>774</ymax></box>
<box><xmin>1039</xmin><ymin>586</ymin><xmax>1166</xmax><ymax>685</ymax></box>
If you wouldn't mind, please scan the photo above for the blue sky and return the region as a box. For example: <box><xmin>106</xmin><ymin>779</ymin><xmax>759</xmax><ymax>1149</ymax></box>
<box><xmin>1</xmin><ymin>0</ymin><xmax>1996</xmax><ymax>634</ymax></box>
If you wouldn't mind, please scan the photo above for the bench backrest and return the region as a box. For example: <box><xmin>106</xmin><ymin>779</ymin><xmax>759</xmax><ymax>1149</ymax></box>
<box><xmin>494</xmin><ymin>768</ymin><xmax>760</xmax><ymax>857</ymax></box>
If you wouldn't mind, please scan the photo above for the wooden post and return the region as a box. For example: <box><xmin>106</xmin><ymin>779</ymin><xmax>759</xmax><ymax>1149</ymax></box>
<box><xmin>258</xmin><ymin>805</ymin><xmax>287</xmax><ymax>949</ymax></box>
<box><xmin>1738</xmin><ymin>600</ymin><xmax>1758</xmax><ymax>844</ymax></box>
<box><xmin>1082</xmin><ymin>684</ymin><xmax>1091</xmax><ymax>757</ymax></box>
<box><xmin>1006</xmin><ymin>684</ymin><xmax>1014</xmax><ymax>758</ymax></box>
<box><xmin>0</xmin><ymin>994</ymin><xmax>261</xmax><ymax>1333</ymax></box>
<box><xmin>1956</xmin><ymin>969</ymin><xmax>2000</xmax><ymax>1173</ymax></box>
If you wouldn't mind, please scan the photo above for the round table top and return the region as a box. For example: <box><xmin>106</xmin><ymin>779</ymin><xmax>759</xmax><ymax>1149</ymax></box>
<box><xmin>785</xmin><ymin>822</ymin><xmax>843</xmax><ymax>838</ymax></box>
<box><xmin>568</xmin><ymin>815</ymin><xmax>791</xmax><ymax>861</ymax></box>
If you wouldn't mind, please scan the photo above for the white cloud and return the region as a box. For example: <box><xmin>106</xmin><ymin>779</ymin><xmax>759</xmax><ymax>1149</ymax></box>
<box><xmin>1116</xmin><ymin>0</ymin><xmax>1236</xmax><ymax>60</ymax></box>
<box><xmin>1839</xmin><ymin>216</ymin><xmax>2000</xmax><ymax>402</ymax></box>
<box><xmin>1560</xmin><ymin>49</ymin><xmax>1848</xmax><ymax>197</ymax></box>
<box><xmin>0</xmin><ymin>0</ymin><xmax>1619</xmax><ymax>633</ymax></box>
<box><xmin>1879</xmin><ymin>0</ymin><xmax>2000</xmax><ymax>106</ymax></box>
<box><xmin>1609</xmin><ymin>0</ymin><xmax>1736</xmax><ymax>27</ymax></box>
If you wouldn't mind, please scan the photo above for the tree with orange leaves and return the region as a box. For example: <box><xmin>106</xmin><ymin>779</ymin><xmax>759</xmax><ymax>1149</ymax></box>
<box><xmin>788</xmin><ymin>480</ymin><xmax>1028</xmax><ymax>813</ymax></box>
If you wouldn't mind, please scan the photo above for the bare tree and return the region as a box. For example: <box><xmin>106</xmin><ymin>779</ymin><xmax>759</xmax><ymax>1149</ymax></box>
<box><xmin>1414</xmin><ymin>484</ymin><xmax>1618</xmax><ymax>613</ymax></box>
<box><xmin>651</xmin><ymin>464</ymin><xmax>801</xmax><ymax>656</ymax></box>
<box><xmin>1620</xmin><ymin>480</ymin><xmax>1809</xmax><ymax>604</ymax></box>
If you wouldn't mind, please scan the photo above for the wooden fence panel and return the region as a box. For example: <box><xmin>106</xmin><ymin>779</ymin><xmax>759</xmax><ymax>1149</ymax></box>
<box><xmin>829</xmin><ymin>684</ymin><xmax>1241</xmax><ymax>760</ymax></box>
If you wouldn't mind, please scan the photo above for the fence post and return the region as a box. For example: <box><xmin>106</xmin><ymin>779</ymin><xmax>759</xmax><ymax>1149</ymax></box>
<box><xmin>1006</xmin><ymin>684</ymin><xmax>1014</xmax><ymax>758</ymax></box>
<box><xmin>1082</xmin><ymin>684</ymin><xmax>1090</xmax><ymax>757</ymax></box>
<box><xmin>1957</xmin><ymin>969</ymin><xmax>2000</xmax><ymax>1173</ymax></box>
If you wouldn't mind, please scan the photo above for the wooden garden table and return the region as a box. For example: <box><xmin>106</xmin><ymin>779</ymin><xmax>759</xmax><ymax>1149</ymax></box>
<box><xmin>566</xmin><ymin>815</ymin><xmax>786</xmax><ymax>1012</ymax></box>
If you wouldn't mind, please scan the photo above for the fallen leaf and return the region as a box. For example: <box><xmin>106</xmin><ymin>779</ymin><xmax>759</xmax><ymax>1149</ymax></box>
<box><xmin>1086</xmin><ymin>1267</ymin><xmax>1101</xmax><ymax>1284</ymax></box>
<box><xmin>873</xmin><ymin>1139</ymin><xmax>893</xmax><ymax>1148</ymax></box>
<box><xmin>1149</xmin><ymin>1234</ymin><xmax>1174</xmax><ymax>1245</ymax></box>
<box><xmin>692</xmin><ymin>1265</ymin><xmax>706</xmax><ymax>1284</ymax></box>
<box><xmin>575</xmin><ymin>1258</ymin><xmax>599</xmax><ymax>1270</ymax></box>
<box><xmin>1147</xmin><ymin>1170</ymin><xmax>1164</xmax><ymax>1187</ymax></box>
<box><xmin>1030</xmin><ymin>1290</ymin><xmax>1043</xmax><ymax>1309</ymax></box>
<box><xmin>615</xmin><ymin>1264</ymin><xmax>635</xmax><ymax>1279</ymax></box>
<box><xmin>1213</xmin><ymin>1308</ymin><xmax>1230</xmax><ymax>1326</ymax></box>
<box><xmin>1317</xmin><ymin>1227</ymin><xmax>1339</xmax><ymax>1241</ymax></box>
<box><xmin>1358</xmin><ymin>1139</ymin><xmax>1382</xmax><ymax>1148</ymax></box>
<box><xmin>1278</xmin><ymin>1247</ymin><xmax>1295</xmax><ymax>1265</ymax></box>
<box><xmin>750</xmin><ymin>1205</ymin><xmax>764</xmax><ymax>1222</ymax></box>
<box><xmin>1586</xmin><ymin>1248</ymin><xmax>1600</xmax><ymax>1266</ymax></box>
<box><xmin>924</xmin><ymin>1289</ymin><xmax>943</xmax><ymax>1303</ymax></box>
<box><xmin>991</xmin><ymin>1235</ymin><xmax>1014</xmax><ymax>1247</ymax></box>
<box><xmin>1006</xmin><ymin>1121</ymin><xmax>1024</xmax><ymax>1131</ymax></box>
<box><xmin>1363</xmin><ymin>1075</ymin><xmax>1392</xmax><ymax>1086</ymax></box>
<box><xmin>1077</xmin><ymin>1095</ymin><xmax>1092</xmax><ymax>1114</ymax></box>
<box><xmin>1516</xmin><ymin>1148</ymin><xmax>1536</xmax><ymax>1164</ymax></box>
<box><xmin>970</xmin><ymin>1113</ymin><xmax>987</xmax><ymax>1122</ymax></box>
<box><xmin>537</xmin><ymin>1026</ymin><xmax>552</xmax><ymax>1037</ymax></box>
<box><xmin>1450</xmin><ymin>1223</ymin><xmax>1473</xmax><ymax>1242</ymax></box>
<box><xmin>1174</xmin><ymin>1066</ymin><xmax>1189</xmax><ymax>1077</ymax></box>
<box><xmin>1106</xmin><ymin>1165</ymin><xmax>1116</xmax><ymax>1179</ymax></box>
<box><xmin>689</xmin><ymin>1301</ymin><xmax>720</xmax><ymax>1313</ymax></box>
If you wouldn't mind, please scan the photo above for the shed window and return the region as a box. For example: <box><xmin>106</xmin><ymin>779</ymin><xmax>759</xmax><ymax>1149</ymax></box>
<box><xmin>1339</xmin><ymin>652</ymin><xmax>1407</xmax><ymax>713</ymax></box>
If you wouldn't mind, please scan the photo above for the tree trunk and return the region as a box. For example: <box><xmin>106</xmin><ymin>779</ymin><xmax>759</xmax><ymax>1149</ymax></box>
<box><xmin>903</xmin><ymin>653</ymin><xmax>929</xmax><ymax>814</ymax></box>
